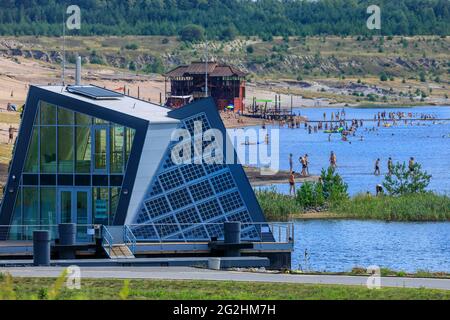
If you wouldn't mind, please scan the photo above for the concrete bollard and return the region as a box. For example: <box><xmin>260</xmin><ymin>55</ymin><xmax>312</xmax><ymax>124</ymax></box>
<box><xmin>58</xmin><ymin>223</ymin><xmax>77</xmax><ymax>259</ymax></box>
<box><xmin>33</xmin><ymin>230</ymin><xmax>51</xmax><ymax>266</ymax></box>
<box><xmin>208</xmin><ymin>258</ymin><xmax>221</xmax><ymax>270</ymax></box>
<box><xmin>224</xmin><ymin>222</ymin><xmax>241</xmax><ymax>257</ymax></box>
<box><xmin>59</xmin><ymin>223</ymin><xmax>76</xmax><ymax>246</ymax></box>
<box><xmin>224</xmin><ymin>222</ymin><xmax>241</xmax><ymax>244</ymax></box>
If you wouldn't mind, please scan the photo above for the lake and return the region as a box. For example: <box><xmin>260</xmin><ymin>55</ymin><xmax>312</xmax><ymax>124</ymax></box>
<box><xmin>248</xmin><ymin>105</ymin><xmax>450</xmax><ymax>195</ymax></box>
<box><xmin>292</xmin><ymin>220</ymin><xmax>450</xmax><ymax>272</ymax></box>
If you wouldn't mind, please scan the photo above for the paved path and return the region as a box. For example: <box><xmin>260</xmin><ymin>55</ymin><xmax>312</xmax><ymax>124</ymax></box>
<box><xmin>1</xmin><ymin>266</ymin><xmax>450</xmax><ymax>290</ymax></box>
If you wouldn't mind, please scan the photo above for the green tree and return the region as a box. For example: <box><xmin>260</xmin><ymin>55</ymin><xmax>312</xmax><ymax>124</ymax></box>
<box><xmin>179</xmin><ymin>24</ymin><xmax>205</xmax><ymax>42</ymax></box>
<box><xmin>320</xmin><ymin>167</ymin><xmax>349</xmax><ymax>203</ymax></box>
<box><xmin>419</xmin><ymin>71</ymin><xmax>427</xmax><ymax>82</ymax></box>
<box><xmin>220</xmin><ymin>25</ymin><xmax>238</xmax><ymax>41</ymax></box>
<box><xmin>383</xmin><ymin>162</ymin><xmax>432</xmax><ymax>196</ymax></box>
<box><xmin>128</xmin><ymin>61</ymin><xmax>137</xmax><ymax>71</ymax></box>
<box><xmin>296</xmin><ymin>167</ymin><xmax>348</xmax><ymax>208</ymax></box>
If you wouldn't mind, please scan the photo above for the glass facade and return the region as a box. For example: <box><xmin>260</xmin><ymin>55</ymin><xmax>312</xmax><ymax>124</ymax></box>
<box><xmin>133</xmin><ymin>113</ymin><xmax>259</xmax><ymax>242</ymax></box>
<box><xmin>9</xmin><ymin>101</ymin><xmax>135</xmax><ymax>240</ymax></box>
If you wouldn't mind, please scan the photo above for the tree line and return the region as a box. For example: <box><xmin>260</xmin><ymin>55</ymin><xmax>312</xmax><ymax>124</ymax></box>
<box><xmin>0</xmin><ymin>0</ymin><xmax>448</xmax><ymax>38</ymax></box>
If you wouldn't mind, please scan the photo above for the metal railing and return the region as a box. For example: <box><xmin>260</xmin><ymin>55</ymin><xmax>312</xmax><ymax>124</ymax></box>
<box><xmin>123</xmin><ymin>225</ymin><xmax>137</xmax><ymax>254</ymax></box>
<box><xmin>102</xmin><ymin>225</ymin><xmax>113</xmax><ymax>256</ymax></box>
<box><xmin>126</xmin><ymin>222</ymin><xmax>294</xmax><ymax>244</ymax></box>
<box><xmin>0</xmin><ymin>222</ymin><xmax>294</xmax><ymax>246</ymax></box>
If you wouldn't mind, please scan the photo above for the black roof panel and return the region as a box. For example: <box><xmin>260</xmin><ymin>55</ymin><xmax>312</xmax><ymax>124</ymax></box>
<box><xmin>67</xmin><ymin>85</ymin><xmax>123</xmax><ymax>100</ymax></box>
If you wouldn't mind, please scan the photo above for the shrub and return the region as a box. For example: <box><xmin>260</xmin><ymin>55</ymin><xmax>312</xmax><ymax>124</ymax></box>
<box><xmin>296</xmin><ymin>182</ymin><xmax>325</xmax><ymax>208</ymax></box>
<box><xmin>320</xmin><ymin>167</ymin><xmax>349</xmax><ymax>202</ymax></box>
<box><xmin>124</xmin><ymin>43</ymin><xmax>139</xmax><ymax>50</ymax></box>
<box><xmin>219</xmin><ymin>25</ymin><xmax>238</xmax><ymax>41</ymax></box>
<box><xmin>419</xmin><ymin>71</ymin><xmax>427</xmax><ymax>82</ymax></box>
<box><xmin>143</xmin><ymin>57</ymin><xmax>165</xmax><ymax>74</ymax></box>
<box><xmin>380</xmin><ymin>73</ymin><xmax>388</xmax><ymax>81</ymax></box>
<box><xmin>128</xmin><ymin>61</ymin><xmax>137</xmax><ymax>71</ymax></box>
<box><xmin>89</xmin><ymin>51</ymin><xmax>105</xmax><ymax>65</ymax></box>
<box><xmin>179</xmin><ymin>24</ymin><xmax>205</xmax><ymax>42</ymax></box>
<box><xmin>383</xmin><ymin>162</ymin><xmax>431</xmax><ymax>195</ymax></box>
<box><xmin>295</xmin><ymin>168</ymin><xmax>348</xmax><ymax>210</ymax></box>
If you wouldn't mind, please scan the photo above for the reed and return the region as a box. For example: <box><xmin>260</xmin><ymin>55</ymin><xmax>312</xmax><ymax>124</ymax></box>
<box><xmin>330</xmin><ymin>193</ymin><xmax>450</xmax><ymax>221</ymax></box>
<box><xmin>255</xmin><ymin>188</ymin><xmax>302</xmax><ymax>221</ymax></box>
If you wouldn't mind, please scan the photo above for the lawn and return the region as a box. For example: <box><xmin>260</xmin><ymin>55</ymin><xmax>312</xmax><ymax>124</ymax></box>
<box><xmin>1</xmin><ymin>276</ymin><xmax>449</xmax><ymax>300</ymax></box>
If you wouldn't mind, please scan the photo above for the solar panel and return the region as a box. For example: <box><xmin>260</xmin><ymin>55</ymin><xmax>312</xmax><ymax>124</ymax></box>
<box><xmin>67</xmin><ymin>85</ymin><xmax>123</xmax><ymax>100</ymax></box>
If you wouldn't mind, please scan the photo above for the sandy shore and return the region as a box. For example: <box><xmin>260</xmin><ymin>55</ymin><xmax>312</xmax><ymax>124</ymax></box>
<box><xmin>290</xmin><ymin>212</ymin><xmax>343</xmax><ymax>220</ymax></box>
<box><xmin>244</xmin><ymin>166</ymin><xmax>319</xmax><ymax>187</ymax></box>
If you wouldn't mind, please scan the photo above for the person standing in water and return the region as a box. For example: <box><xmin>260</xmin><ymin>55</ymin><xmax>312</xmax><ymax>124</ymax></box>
<box><xmin>304</xmin><ymin>154</ymin><xmax>310</xmax><ymax>176</ymax></box>
<box><xmin>289</xmin><ymin>171</ymin><xmax>296</xmax><ymax>196</ymax></box>
<box><xmin>289</xmin><ymin>154</ymin><xmax>294</xmax><ymax>173</ymax></box>
<box><xmin>409</xmin><ymin>157</ymin><xmax>415</xmax><ymax>172</ymax></box>
<box><xmin>300</xmin><ymin>157</ymin><xmax>307</xmax><ymax>177</ymax></box>
<box><xmin>374</xmin><ymin>158</ymin><xmax>381</xmax><ymax>176</ymax></box>
<box><xmin>330</xmin><ymin>151</ymin><xmax>337</xmax><ymax>169</ymax></box>
<box><xmin>265</xmin><ymin>133</ymin><xmax>270</xmax><ymax>145</ymax></box>
<box><xmin>387</xmin><ymin>157</ymin><xmax>394</xmax><ymax>175</ymax></box>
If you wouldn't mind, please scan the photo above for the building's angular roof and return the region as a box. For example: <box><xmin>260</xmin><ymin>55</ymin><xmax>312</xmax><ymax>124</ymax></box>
<box><xmin>165</xmin><ymin>62</ymin><xmax>247</xmax><ymax>78</ymax></box>
<box><xmin>37</xmin><ymin>85</ymin><xmax>179</xmax><ymax>124</ymax></box>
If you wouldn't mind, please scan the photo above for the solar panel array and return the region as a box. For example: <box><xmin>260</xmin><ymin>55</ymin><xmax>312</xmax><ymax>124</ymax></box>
<box><xmin>67</xmin><ymin>86</ymin><xmax>123</xmax><ymax>100</ymax></box>
<box><xmin>132</xmin><ymin>112</ymin><xmax>260</xmax><ymax>242</ymax></box>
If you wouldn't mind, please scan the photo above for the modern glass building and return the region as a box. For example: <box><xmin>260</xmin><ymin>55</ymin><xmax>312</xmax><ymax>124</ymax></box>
<box><xmin>0</xmin><ymin>85</ymin><xmax>268</xmax><ymax>243</ymax></box>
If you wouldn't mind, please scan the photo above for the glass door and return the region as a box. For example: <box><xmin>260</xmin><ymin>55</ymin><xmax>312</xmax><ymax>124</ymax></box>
<box><xmin>58</xmin><ymin>188</ymin><xmax>92</xmax><ymax>242</ymax></box>
<box><xmin>60</xmin><ymin>190</ymin><xmax>72</xmax><ymax>224</ymax></box>
<box><xmin>92</xmin><ymin>126</ymin><xmax>109</xmax><ymax>173</ymax></box>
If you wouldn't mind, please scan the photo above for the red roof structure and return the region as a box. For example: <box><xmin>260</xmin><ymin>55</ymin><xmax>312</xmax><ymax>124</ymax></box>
<box><xmin>165</xmin><ymin>62</ymin><xmax>248</xmax><ymax>112</ymax></box>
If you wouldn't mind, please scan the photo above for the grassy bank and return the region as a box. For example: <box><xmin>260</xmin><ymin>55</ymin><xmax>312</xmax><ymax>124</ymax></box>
<box><xmin>1</xmin><ymin>276</ymin><xmax>449</xmax><ymax>300</ymax></box>
<box><xmin>256</xmin><ymin>190</ymin><xmax>450</xmax><ymax>222</ymax></box>
<box><xmin>331</xmin><ymin>193</ymin><xmax>450</xmax><ymax>221</ymax></box>
<box><xmin>290</xmin><ymin>268</ymin><xmax>450</xmax><ymax>279</ymax></box>
<box><xmin>255</xmin><ymin>189</ymin><xmax>302</xmax><ymax>221</ymax></box>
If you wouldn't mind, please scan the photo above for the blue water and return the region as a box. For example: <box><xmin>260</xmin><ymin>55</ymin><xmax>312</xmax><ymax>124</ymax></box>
<box><xmin>292</xmin><ymin>220</ymin><xmax>450</xmax><ymax>272</ymax></box>
<box><xmin>248</xmin><ymin>106</ymin><xmax>450</xmax><ymax>195</ymax></box>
